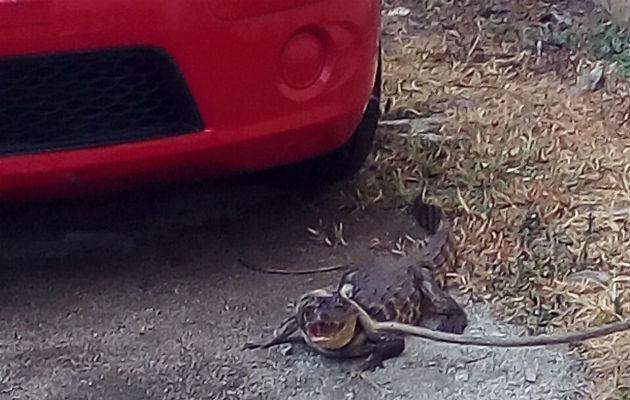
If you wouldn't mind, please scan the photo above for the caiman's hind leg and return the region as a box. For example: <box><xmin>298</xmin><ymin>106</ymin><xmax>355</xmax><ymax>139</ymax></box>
<box><xmin>414</xmin><ymin>267</ymin><xmax>468</xmax><ymax>334</ymax></box>
<box><xmin>243</xmin><ymin>316</ymin><xmax>304</xmax><ymax>350</ymax></box>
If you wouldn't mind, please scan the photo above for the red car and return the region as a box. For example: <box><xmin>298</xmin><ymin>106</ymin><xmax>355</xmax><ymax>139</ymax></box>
<box><xmin>0</xmin><ymin>0</ymin><xmax>381</xmax><ymax>201</ymax></box>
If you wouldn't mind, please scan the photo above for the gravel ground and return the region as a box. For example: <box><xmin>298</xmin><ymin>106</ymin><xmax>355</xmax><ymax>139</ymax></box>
<box><xmin>0</xmin><ymin>179</ymin><xmax>587</xmax><ymax>399</ymax></box>
<box><xmin>260</xmin><ymin>304</ymin><xmax>586</xmax><ymax>400</ymax></box>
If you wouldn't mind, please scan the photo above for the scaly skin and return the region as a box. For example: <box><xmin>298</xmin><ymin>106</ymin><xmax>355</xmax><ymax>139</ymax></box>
<box><xmin>244</xmin><ymin>199</ymin><xmax>468</xmax><ymax>371</ymax></box>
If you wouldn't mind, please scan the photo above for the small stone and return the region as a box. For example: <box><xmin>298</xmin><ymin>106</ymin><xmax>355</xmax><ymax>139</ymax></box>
<box><xmin>524</xmin><ymin>366</ymin><xmax>537</xmax><ymax>383</ymax></box>
<box><xmin>385</xmin><ymin>7</ymin><xmax>411</xmax><ymax>16</ymax></box>
<box><xmin>454</xmin><ymin>369</ymin><xmax>470</xmax><ymax>382</ymax></box>
<box><xmin>279</xmin><ymin>344</ymin><xmax>293</xmax><ymax>356</ymax></box>
<box><xmin>575</xmin><ymin>63</ymin><xmax>605</xmax><ymax>91</ymax></box>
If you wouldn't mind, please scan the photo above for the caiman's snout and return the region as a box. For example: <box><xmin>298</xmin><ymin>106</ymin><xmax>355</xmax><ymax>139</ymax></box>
<box><xmin>297</xmin><ymin>290</ymin><xmax>359</xmax><ymax>349</ymax></box>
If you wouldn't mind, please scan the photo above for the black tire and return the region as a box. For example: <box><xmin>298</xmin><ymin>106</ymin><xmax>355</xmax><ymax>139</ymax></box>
<box><xmin>273</xmin><ymin>49</ymin><xmax>381</xmax><ymax>185</ymax></box>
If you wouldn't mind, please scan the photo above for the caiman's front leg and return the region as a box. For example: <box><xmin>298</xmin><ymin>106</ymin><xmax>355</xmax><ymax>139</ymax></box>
<box><xmin>336</xmin><ymin>284</ymin><xmax>405</xmax><ymax>372</ymax></box>
<box><xmin>243</xmin><ymin>316</ymin><xmax>304</xmax><ymax>350</ymax></box>
<box><xmin>359</xmin><ymin>334</ymin><xmax>405</xmax><ymax>372</ymax></box>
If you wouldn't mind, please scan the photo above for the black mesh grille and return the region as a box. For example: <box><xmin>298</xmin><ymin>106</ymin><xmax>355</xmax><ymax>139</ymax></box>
<box><xmin>0</xmin><ymin>47</ymin><xmax>203</xmax><ymax>155</ymax></box>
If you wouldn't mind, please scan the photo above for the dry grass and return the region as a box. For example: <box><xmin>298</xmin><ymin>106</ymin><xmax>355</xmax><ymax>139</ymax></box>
<box><xmin>338</xmin><ymin>1</ymin><xmax>630</xmax><ymax>398</ymax></box>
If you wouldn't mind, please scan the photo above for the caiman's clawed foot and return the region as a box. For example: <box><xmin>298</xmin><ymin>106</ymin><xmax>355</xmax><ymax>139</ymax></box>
<box><xmin>242</xmin><ymin>342</ymin><xmax>262</xmax><ymax>350</ymax></box>
<box><xmin>243</xmin><ymin>335</ymin><xmax>304</xmax><ymax>351</ymax></box>
<box><xmin>359</xmin><ymin>353</ymin><xmax>386</xmax><ymax>372</ymax></box>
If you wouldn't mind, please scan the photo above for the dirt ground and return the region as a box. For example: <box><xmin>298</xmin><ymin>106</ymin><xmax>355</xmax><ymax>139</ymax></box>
<box><xmin>0</xmin><ymin>178</ymin><xmax>586</xmax><ymax>400</ymax></box>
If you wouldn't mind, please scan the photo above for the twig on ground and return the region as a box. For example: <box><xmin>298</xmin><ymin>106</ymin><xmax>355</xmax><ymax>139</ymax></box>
<box><xmin>237</xmin><ymin>259</ymin><xmax>349</xmax><ymax>275</ymax></box>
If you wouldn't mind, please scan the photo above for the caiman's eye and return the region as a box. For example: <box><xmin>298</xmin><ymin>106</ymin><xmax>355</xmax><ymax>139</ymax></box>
<box><xmin>301</xmin><ymin>305</ymin><xmax>315</xmax><ymax>316</ymax></box>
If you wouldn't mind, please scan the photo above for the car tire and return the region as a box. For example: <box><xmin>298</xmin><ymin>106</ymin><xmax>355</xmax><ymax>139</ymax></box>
<box><xmin>273</xmin><ymin>49</ymin><xmax>381</xmax><ymax>185</ymax></box>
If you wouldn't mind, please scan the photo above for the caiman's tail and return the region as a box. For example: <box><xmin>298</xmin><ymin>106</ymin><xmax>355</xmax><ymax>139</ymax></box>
<box><xmin>410</xmin><ymin>198</ymin><xmax>447</xmax><ymax>235</ymax></box>
<box><xmin>410</xmin><ymin>197</ymin><xmax>457</xmax><ymax>272</ymax></box>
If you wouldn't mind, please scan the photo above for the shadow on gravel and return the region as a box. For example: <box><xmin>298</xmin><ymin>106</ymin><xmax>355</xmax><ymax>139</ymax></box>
<box><xmin>0</xmin><ymin>170</ymin><xmax>335</xmax><ymax>265</ymax></box>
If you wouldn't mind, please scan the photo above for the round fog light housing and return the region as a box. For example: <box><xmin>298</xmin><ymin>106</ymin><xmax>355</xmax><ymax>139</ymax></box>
<box><xmin>280</xmin><ymin>30</ymin><xmax>325</xmax><ymax>90</ymax></box>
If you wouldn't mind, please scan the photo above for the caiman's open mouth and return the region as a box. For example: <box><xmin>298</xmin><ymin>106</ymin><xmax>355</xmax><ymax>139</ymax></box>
<box><xmin>304</xmin><ymin>317</ymin><xmax>357</xmax><ymax>349</ymax></box>
<box><xmin>307</xmin><ymin>321</ymin><xmax>345</xmax><ymax>341</ymax></box>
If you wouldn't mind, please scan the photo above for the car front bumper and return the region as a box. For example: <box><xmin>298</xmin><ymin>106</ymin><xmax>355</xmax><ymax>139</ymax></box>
<box><xmin>0</xmin><ymin>0</ymin><xmax>380</xmax><ymax>200</ymax></box>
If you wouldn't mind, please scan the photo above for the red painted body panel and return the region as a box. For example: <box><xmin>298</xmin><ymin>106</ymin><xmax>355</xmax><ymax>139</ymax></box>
<box><xmin>0</xmin><ymin>0</ymin><xmax>380</xmax><ymax>200</ymax></box>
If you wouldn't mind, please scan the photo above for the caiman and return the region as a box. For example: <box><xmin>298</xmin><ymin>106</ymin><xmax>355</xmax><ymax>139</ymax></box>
<box><xmin>244</xmin><ymin>198</ymin><xmax>468</xmax><ymax>371</ymax></box>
